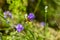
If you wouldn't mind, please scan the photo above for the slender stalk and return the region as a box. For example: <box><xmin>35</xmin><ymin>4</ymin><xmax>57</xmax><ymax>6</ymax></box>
<box><xmin>34</xmin><ymin>0</ymin><xmax>41</xmax><ymax>13</ymax></box>
<box><xmin>44</xmin><ymin>5</ymin><xmax>48</xmax><ymax>40</ymax></box>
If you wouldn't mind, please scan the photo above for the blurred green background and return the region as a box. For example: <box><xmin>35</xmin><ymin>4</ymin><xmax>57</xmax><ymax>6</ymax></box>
<box><xmin>0</xmin><ymin>0</ymin><xmax>60</xmax><ymax>40</ymax></box>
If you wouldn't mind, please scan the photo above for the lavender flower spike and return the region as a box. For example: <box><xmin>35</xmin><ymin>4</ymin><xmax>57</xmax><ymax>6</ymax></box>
<box><xmin>16</xmin><ymin>24</ymin><xmax>24</xmax><ymax>32</ymax></box>
<box><xmin>28</xmin><ymin>13</ymin><xmax>35</xmax><ymax>20</ymax></box>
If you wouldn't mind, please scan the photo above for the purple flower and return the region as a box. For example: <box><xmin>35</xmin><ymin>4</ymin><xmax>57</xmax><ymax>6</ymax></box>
<box><xmin>40</xmin><ymin>22</ymin><xmax>45</xmax><ymax>27</ymax></box>
<box><xmin>16</xmin><ymin>24</ymin><xmax>24</xmax><ymax>32</ymax></box>
<box><xmin>4</xmin><ymin>11</ymin><xmax>12</xmax><ymax>18</ymax></box>
<box><xmin>28</xmin><ymin>13</ymin><xmax>35</xmax><ymax>20</ymax></box>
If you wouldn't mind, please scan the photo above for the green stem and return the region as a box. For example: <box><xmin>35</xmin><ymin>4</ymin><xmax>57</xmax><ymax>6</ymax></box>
<box><xmin>34</xmin><ymin>0</ymin><xmax>41</xmax><ymax>13</ymax></box>
<box><xmin>44</xmin><ymin>5</ymin><xmax>48</xmax><ymax>40</ymax></box>
<box><xmin>0</xmin><ymin>14</ymin><xmax>7</xmax><ymax>21</ymax></box>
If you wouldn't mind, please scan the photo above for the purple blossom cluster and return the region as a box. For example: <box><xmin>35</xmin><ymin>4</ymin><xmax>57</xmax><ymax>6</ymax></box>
<box><xmin>4</xmin><ymin>11</ymin><xmax>12</xmax><ymax>18</ymax></box>
<box><xmin>16</xmin><ymin>24</ymin><xmax>24</xmax><ymax>32</ymax></box>
<box><xmin>28</xmin><ymin>13</ymin><xmax>35</xmax><ymax>21</ymax></box>
<box><xmin>3</xmin><ymin>12</ymin><xmax>35</xmax><ymax>32</ymax></box>
<box><xmin>16</xmin><ymin>13</ymin><xmax>35</xmax><ymax>32</ymax></box>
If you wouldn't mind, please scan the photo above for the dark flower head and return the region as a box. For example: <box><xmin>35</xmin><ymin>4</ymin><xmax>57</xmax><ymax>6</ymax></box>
<box><xmin>16</xmin><ymin>24</ymin><xmax>24</xmax><ymax>32</ymax></box>
<box><xmin>28</xmin><ymin>13</ymin><xmax>35</xmax><ymax>21</ymax></box>
<box><xmin>4</xmin><ymin>11</ymin><xmax>12</xmax><ymax>18</ymax></box>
